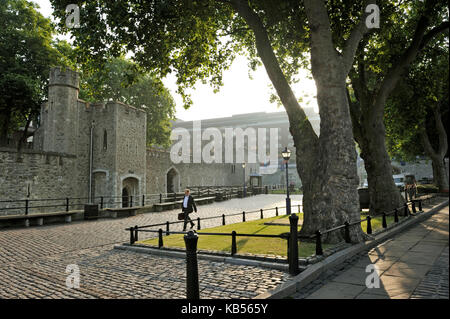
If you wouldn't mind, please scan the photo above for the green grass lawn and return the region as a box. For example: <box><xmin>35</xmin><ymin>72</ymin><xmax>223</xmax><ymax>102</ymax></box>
<box><xmin>138</xmin><ymin>213</ymin><xmax>327</xmax><ymax>258</ymax></box>
<box><xmin>269</xmin><ymin>189</ymin><xmax>303</xmax><ymax>195</ymax></box>
<box><xmin>137</xmin><ymin>212</ymin><xmax>404</xmax><ymax>258</ymax></box>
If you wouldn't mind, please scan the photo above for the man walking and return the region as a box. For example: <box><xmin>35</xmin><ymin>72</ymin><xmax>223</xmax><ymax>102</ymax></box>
<box><xmin>182</xmin><ymin>189</ymin><xmax>197</xmax><ymax>231</ymax></box>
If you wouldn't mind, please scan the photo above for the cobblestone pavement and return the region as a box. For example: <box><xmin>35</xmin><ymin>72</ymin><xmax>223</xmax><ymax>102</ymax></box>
<box><xmin>291</xmin><ymin>200</ymin><xmax>449</xmax><ymax>299</ymax></box>
<box><xmin>0</xmin><ymin>194</ymin><xmax>299</xmax><ymax>299</ymax></box>
<box><xmin>410</xmin><ymin>246</ymin><xmax>449</xmax><ymax>299</ymax></box>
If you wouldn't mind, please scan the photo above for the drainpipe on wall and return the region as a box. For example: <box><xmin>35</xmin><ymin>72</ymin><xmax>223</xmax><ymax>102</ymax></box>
<box><xmin>88</xmin><ymin>120</ymin><xmax>95</xmax><ymax>203</ymax></box>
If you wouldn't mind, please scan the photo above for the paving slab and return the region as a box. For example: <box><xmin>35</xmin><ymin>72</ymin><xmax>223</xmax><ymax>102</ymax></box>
<box><xmin>305</xmin><ymin>282</ymin><xmax>366</xmax><ymax>299</ymax></box>
<box><xmin>382</xmin><ymin>263</ymin><xmax>432</xmax><ymax>279</ymax></box>
<box><xmin>331</xmin><ymin>266</ymin><xmax>375</xmax><ymax>286</ymax></box>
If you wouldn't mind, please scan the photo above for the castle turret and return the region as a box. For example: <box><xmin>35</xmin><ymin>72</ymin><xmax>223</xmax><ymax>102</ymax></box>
<box><xmin>41</xmin><ymin>67</ymin><xmax>80</xmax><ymax>155</ymax></box>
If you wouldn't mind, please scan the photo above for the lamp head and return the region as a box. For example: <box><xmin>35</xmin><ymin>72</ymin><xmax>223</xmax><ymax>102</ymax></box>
<box><xmin>281</xmin><ymin>147</ymin><xmax>291</xmax><ymax>161</ymax></box>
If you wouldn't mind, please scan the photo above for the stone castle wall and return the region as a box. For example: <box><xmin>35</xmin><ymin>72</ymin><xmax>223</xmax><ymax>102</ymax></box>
<box><xmin>0</xmin><ymin>148</ymin><xmax>83</xmax><ymax>215</ymax></box>
<box><xmin>0</xmin><ymin>66</ymin><xmax>259</xmax><ymax>214</ymax></box>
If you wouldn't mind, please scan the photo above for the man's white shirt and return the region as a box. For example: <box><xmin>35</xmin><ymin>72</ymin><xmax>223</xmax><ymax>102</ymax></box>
<box><xmin>183</xmin><ymin>196</ymin><xmax>189</xmax><ymax>208</ymax></box>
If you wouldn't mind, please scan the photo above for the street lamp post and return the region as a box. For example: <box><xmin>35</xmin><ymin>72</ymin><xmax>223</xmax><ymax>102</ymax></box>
<box><xmin>282</xmin><ymin>147</ymin><xmax>291</xmax><ymax>215</ymax></box>
<box><xmin>242</xmin><ymin>162</ymin><xmax>246</xmax><ymax>197</ymax></box>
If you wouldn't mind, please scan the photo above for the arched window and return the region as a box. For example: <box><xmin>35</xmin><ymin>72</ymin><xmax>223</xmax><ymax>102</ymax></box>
<box><xmin>103</xmin><ymin>130</ymin><xmax>107</xmax><ymax>150</ymax></box>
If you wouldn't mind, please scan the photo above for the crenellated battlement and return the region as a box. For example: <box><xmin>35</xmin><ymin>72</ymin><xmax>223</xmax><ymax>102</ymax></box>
<box><xmin>49</xmin><ymin>66</ymin><xmax>80</xmax><ymax>90</ymax></box>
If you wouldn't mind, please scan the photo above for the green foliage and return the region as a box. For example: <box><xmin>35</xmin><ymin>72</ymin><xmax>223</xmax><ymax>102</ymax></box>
<box><xmin>48</xmin><ymin>0</ymin><xmax>373</xmax><ymax>110</ymax></box>
<box><xmin>0</xmin><ymin>0</ymin><xmax>65</xmax><ymax>139</ymax></box>
<box><xmin>385</xmin><ymin>36</ymin><xmax>449</xmax><ymax>161</ymax></box>
<box><xmin>79</xmin><ymin>57</ymin><xmax>176</xmax><ymax>147</ymax></box>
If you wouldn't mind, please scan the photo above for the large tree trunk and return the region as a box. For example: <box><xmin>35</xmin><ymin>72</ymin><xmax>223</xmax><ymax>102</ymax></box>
<box><xmin>421</xmin><ymin>109</ymin><xmax>449</xmax><ymax>192</ymax></box>
<box><xmin>298</xmin><ymin>0</ymin><xmax>367</xmax><ymax>243</ymax></box>
<box><xmin>432</xmin><ymin>157</ymin><xmax>449</xmax><ymax>192</ymax></box>
<box><xmin>358</xmin><ymin>112</ymin><xmax>405</xmax><ymax>215</ymax></box>
<box><xmin>299</xmin><ymin>83</ymin><xmax>365</xmax><ymax>243</ymax></box>
<box><xmin>231</xmin><ymin>0</ymin><xmax>368</xmax><ymax>243</ymax></box>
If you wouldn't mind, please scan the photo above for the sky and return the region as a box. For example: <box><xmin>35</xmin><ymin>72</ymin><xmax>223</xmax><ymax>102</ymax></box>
<box><xmin>33</xmin><ymin>0</ymin><xmax>319</xmax><ymax>121</ymax></box>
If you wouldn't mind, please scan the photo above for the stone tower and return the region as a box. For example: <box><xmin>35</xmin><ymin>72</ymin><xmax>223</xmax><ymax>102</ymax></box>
<box><xmin>41</xmin><ymin>67</ymin><xmax>80</xmax><ymax>155</ymax></box>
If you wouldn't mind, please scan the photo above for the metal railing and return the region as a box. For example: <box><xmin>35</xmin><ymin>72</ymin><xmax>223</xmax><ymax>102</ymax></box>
<box><xmin>312</xmin><ymin>194</ymin><xmax>437</xmax><ymax>255</ymax></box>
<box><xmin>0</xmin><ymin>185</ymin><xmax>268</xmax><ymax>216</ymax></box>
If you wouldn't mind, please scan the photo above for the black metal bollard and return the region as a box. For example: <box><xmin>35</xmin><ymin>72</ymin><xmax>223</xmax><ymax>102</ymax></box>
<box><xmin>242</xmin><ymin>211</ymin><xmax>246</xmax><ymax>222</ymax></box>
<box><xmin>100</xmin><ymin>196</ymin><xmax>104</xmax><ymax>209</ymax></box>
<box><xmin>275</xmin><ymin>207</ymin><xmax>279</xmax><ymax>216</ymax></box>
<box><xmin>166</xmin><ymin>221</ymin><xmax>170</xmax><ymax>236</ymax></box>
<box><xmin>366</xmin><ymin>216</ymin><xmax>372</xmax><ymax>234</ymax></box>
<box><xmin>404</xmin><ymin>204</ymin><xmax>409</xmax><ymax>216</ymax></box>
<box><xmin>418</xmin><ymin>200</ymin><xmax>422</xmax><ymax>211</ymax></box>
<box><xmin>412</xmin><ymin>201</ymin><xmax>417</xmax><ymax>214</ymax></box>
<box><xmin>130</xmin><ymin>196</ymin><xmax>133</xmax><ymax>208</ymax></box>
<box><xmin>315</xmin><ymin>230</ymin><xmax>323</xmax><ymax>255</ymax></box>
<box><xmin>197</xmin><ymin>217</ymin><xmax>201</xmax><ymax>230</ymax></box>
<box><xmin>394</xmin><ymin>208</ymin><xmax>399</xmax><ymax>223</ymax></box>
<box><xmin>129</xmin><ymin>228</ymin><xmax>135</xmax><ymax>245</ymax></box>
<box><xmin>231</xmin><ymin>231</ymin><xmax>237</xmax><ymax>255</ymax></box>
<box><xmin>142</xmin><ymin>195</ymin><xmax>145</xmax><ymax>206</ymax></box>
<box><xmin>66</xmin><ymin>198</ymin><xmax>69</xmax><ymax>212</ymax></box>
<box><xmin>134</xmin><ymin>225</ymin><xmax>138</xmax><ymax>242</ymax></box>
<box><xmin>222</xmin><ymin>214</ymin><xmax>226</xmax><ymax>226</ymax></box>
<box><xmin>159</xmin><ymin>193</ymin><xmax>162</xmax><ymax>203</ymax></box>
<box><xmin>158</xmin><ymin>228</ymin><xmax>163</xmax><ymax>248</ymax></box>
<box><xmin>184</xmin><ymin>231</ymin><xmax>200</xmax><ymax>299</ymax></box>
<box><xmin>260</xmin><ymin>209</ymin><xmax>264</xmax><ymax>219</ymax></box>
<box><xmin>382</xmin><ymin>213</ymin><xmax>387</xmax><ymax>228</ymax></box>
<box><xmin>288</xmin><ymin>214</ymin><xmax>299</xmax><ymax>275</ymax></box>
<box><xmin>344</xmin><ymin>222</ymin><xmax>351</xmax><ymax>243</ymax></box>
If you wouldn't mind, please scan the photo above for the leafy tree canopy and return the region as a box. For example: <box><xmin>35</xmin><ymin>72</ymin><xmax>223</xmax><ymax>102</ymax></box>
<box><xmin>0</xmin><ymin>0</ymin><xmax>66</xmax><ymax>140</ymax></box>
<box><xmin>79</xmin><ymin>57</ymin><xmax>176</xmax><ymax>147</ymax></box>
<box><xmin>385</xmin><ymin>36</ymin><xmax>449</xmax><ymax>161</ymax></box>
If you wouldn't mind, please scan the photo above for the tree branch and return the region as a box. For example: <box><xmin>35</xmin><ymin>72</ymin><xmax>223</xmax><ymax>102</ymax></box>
<box><xmin>433</xmin><ymin>107</ymin><xmax>448</xmax><ymax>158</ymax></box>
<box><xmin>419</xmin><ymin>21</ymin><xmax>450</xmax><ymax>50</ymax></box>
<box><xmin>347</xmin><ymin>86</ymin><xmax>363</xmax><ymax>144</ymax></box>
<box><xmin>342</xmin><ymin>0</ymin><xmax>376</xmax><ymax>76</ymax></box>
<box><xmin>374</xmin><ymin>12</ymin><xmax>432</xmax><ymax>114</ymax></box>
<box><xmin>228</xmin><ymin>0</ymin><xmax>317</xmax><ymax>137</ymax></box>
<box><xmin>420</xmin><ymin>129</ymin><xmax>437</xmax><ymax>159</ymax></box>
